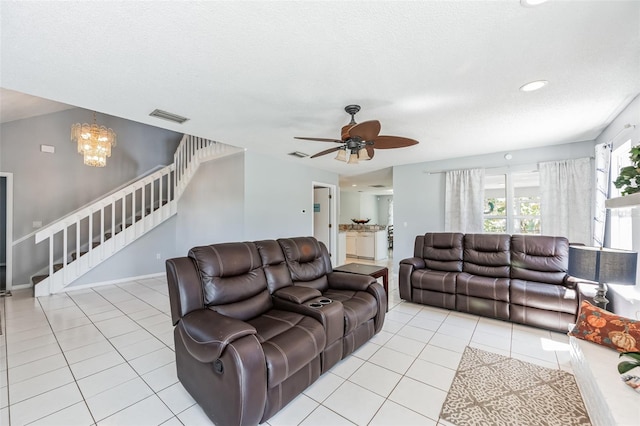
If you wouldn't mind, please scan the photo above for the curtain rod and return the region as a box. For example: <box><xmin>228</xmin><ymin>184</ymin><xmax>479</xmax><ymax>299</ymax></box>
<box><xmin>423</xmin><ymin>157</ymin><xmax>594</xmax><ymax>175</ymax></box>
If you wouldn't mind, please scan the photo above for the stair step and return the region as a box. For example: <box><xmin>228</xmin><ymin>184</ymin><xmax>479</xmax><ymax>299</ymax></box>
<box><xmin>53</xmin><ymin>263</ymin><xmax>63</xmax><ymax>272</ymax></box>
<box><xmin>32</xmin><ymin>275</ymin><xmax>48</xmax><ymax>285</ymax></box>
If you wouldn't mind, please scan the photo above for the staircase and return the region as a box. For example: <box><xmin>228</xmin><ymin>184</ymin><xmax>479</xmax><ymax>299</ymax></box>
<box><xmin>32</xmin><ymin>135</ymin><xmax>242</xmax><ymax>296</ymax></box>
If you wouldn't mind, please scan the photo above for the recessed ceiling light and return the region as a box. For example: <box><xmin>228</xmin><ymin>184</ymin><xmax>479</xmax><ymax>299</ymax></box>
<box><xmin>520</xmin><ymin>0</ymin><xmax>549</xmax><ymax>7</ymax></box>
<box><xmin>519</xmin><ymin>80</ymin><xmax>548</xmax><ymax>92</ymax></box>
<box><xmin>352</xmin><ymin>184</ymin><xmax>357</xmax><ymax>187</ymax></box>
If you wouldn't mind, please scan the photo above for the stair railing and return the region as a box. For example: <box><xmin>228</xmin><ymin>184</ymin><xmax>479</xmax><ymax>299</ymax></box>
<box><xmin>33</xmin><ymin>135</ymin><xmax>238</xmax><ymax>296</ymax></box>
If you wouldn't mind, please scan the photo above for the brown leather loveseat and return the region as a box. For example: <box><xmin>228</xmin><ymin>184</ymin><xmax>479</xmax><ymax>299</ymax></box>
<box><xmin>399</xmin><ymin>233</ymin><xmax>578</xmax><ymax>332</ymax></box>
<box><xmin>166</xmin><ymin>236</ymin><xmax>386</xmax><ymax>425</ymax></box>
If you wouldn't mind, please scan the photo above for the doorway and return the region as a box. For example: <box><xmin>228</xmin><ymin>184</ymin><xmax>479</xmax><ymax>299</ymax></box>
<box><xmin>312</xmin><ymin>182</ymin><xmax>337</xmax><ymax>266</ymax></box>
<box><xmin>0</xmin><ymin>173</ymin><xmax>12</xmax><ymax>295</ymax></box>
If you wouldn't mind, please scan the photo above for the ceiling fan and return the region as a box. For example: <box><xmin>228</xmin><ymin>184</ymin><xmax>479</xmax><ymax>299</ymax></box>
<box><xmin>295</xmin><ymin>105</ymin><xmax>419</xmax><ymax>164</ymax></box>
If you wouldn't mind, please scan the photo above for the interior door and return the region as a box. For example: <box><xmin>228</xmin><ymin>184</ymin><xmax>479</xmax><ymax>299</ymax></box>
<box><xmin>313</xmin><ymin>187</ymin><xmax>331</xmax><ymax>254</ymax></box>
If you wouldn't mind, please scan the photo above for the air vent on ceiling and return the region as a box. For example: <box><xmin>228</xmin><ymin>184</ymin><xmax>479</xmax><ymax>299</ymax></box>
<box><xmin>149</xmin><ymin>109</ymin><xmax>190</xmax><ymax>124</ymax></box>
<box><xmin>288</xmin><ymin>151</ymin><xmax>309</xmax><ymax>158</ymax></box>
<box><xmin>370</xmin><ymin>184</ymin><xmax>386</xmax><ymax>188</ymax></box>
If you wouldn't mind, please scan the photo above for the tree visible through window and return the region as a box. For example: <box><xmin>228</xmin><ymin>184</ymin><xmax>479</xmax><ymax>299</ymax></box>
<box><xmin>483</xmin><ymin>170</ymin><xmax>540</xmax><ymax>234</ymax></box>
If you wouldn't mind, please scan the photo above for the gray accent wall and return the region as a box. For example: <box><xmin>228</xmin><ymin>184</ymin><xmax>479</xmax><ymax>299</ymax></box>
<box><xmin>0</xmin><ymin>108</ymin><xmax>182</xmax><ymax>284</ymax></box>
<box><xmin>393</xmin><ymin>140</ymin><xmax>597</xmax><ymax>263</ymax></box>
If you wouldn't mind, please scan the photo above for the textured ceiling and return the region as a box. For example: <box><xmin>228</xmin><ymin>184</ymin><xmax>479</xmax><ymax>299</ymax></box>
<box><xmin>1</xmin><ymin>1</ymin><xmax>639</xmax><ymax>188</ymax></box>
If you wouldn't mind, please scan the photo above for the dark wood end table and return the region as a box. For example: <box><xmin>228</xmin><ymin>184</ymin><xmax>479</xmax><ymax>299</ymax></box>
<box><xmin>333</xmin><ymin>263</ymin><xmax>389</xmax><ymax>310</ymax></box>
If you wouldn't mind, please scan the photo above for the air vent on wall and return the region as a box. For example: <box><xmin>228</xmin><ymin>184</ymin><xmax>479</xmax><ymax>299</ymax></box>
<box><xmin>288</xmin><ymin>151</ymin><xmax>309</xmax><ymax>158</ymax></box>
<box><xmin>370</xmin><ymin>184</ymin><xmax>386</xmax><ymax>188</ymax></box>
<box><xmin>149</xmin><ymin>109</ymin><xmax>190</xmax><ymax>124</ymax></box>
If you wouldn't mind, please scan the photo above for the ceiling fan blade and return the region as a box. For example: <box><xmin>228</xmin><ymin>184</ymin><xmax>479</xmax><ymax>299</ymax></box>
<box><xmin>310</xmin><ymin>146</ymin><xmax>343</xmax><ymax>158</ymax></box>
<box><xmin>348</xmin><ymin>120</ymin><xmax>381</xmax><ymax>141</ymax></box>
<box><xmin>373</xmin><ymin>135</ymin><xmax>419</xmax><ymax>149</ymax></box>
<box><xmin>365</xmin><ymin>145</ymin><xmax>375</xmax><ymax>160</ymax></box>
<box><xmin>294</xmin><ymin>136</ymin><xmax>344</xmax><ymax>143</ymax></box>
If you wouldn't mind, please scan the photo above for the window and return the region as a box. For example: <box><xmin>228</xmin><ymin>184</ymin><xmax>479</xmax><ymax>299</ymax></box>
<box><xmin>483</xmin><ymin>169</ymin><xmax>541</xmax><ymax>234</ymax></box>
<box><xmin>610</xmin><ymin>140</ymin><xmax>633</xmax><ymax>250</ymax></box>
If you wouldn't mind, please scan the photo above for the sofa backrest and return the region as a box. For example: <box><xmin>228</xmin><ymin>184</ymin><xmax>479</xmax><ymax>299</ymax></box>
<box><xmin>188</xmin><ymin>242</ymin><xmax>273</xmax><ymax>321</ymax></box>
<box><xmin>510</xmin><ymin>235</ymin><xmax>569</xmax><ymax>285</ymax></box>
<box><xmin>255</xmin><ymin>239</ymin><xmax>293</xmax><ymax>293</ymax></box>
<box><xmin>463</xmin><ymin>234</ymin><xmax>511</xmax><ymax>278</ymax></box>
<box><xmin>278</xmin><ymin>237</ymin><xmax>332</xmax><ymax>292</ymax></box>
<box><xmin>416</xmin><ymin>233</ymin><xmax>464</xmax><ymax>272</ymax></box>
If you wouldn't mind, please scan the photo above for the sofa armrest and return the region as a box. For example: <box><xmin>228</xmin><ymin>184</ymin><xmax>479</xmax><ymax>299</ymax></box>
<box><xmin>400</xmin><ymin>257</ymin><xmax>426</xmax><ymax>269</ymax></box>
<box><xmin>327</xmin><ymin>271</ymin><xmax>376</xmax><ymax>291</ymax></box>
<box><xmin>367</xmin><ymin>282</ymin><xmax>387</xmax><ymax>333</ymax></box>
<box><xmin>177</xmin><ymin>309</ymin><xmax>257</xmax><ymax>363</ymax></box>
<box><xmin>166</xmin><ymin>257</ymin><xmax>205</xmax><ymax>326</ymax></box>
<box><xmin>399</xmin><ymin>257</ymin><xmax>425</xmax><ymax>301</ymax></box>
<box><xmin>273</xmin><ymin>286</ymin><xmax>322</xmax><ymax>304</ymax></box>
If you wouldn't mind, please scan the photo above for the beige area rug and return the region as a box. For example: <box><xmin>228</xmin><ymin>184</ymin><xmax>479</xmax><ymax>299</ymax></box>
<box><xmin>440</xmin><ymin>346</ymin><xmax>591</xmax><ymax>426</ymax></box>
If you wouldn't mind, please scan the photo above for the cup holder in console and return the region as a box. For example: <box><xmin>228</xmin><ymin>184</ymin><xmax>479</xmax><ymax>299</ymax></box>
<box><xmin>309</xmin><ymin>298</ymin><xmax>333</xmax><ymax>308</ymax></box>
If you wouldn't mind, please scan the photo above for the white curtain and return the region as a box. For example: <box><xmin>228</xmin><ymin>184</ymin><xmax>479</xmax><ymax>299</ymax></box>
<box><xmin>445</xmin><ymin>168</ymin><xmax>485</xmax><ymax>232</ymax></box>
<box><xmin>593</xmin><ymin>143</ymin><xmax>612</xmax><ymax>247</ymax></box>
<box><xmin>539</xmin><ymin>157</ymin><xmax>592</xmax><ymax>244</ymax></box>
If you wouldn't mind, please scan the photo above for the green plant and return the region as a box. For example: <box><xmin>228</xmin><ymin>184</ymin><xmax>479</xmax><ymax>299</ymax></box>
<box><xmin>613</xmin><ymin>146</ymin><xmax>640</xmax><ymax>195</ymax></box>
<box><xmin>618</xmin><ymin>351</ymin><xmax>640</xmax><ymax>374</ymax></box>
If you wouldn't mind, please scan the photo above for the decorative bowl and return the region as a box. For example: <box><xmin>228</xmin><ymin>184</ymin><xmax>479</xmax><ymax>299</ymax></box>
<box><xmin>351</xmin><ymin>219</ymin><xmax>370</xmax><ymax>224</ymax></box>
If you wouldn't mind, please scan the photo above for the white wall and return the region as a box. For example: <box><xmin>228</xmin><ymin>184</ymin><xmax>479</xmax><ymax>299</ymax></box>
<box><xmin>339</xmin><ymin>192</ymin><xmax>360</xmax><ymax>224</ymax></box>
<box><xmin>377</xmin><ymin>195</ymin><xmax>393</xmax><ymax>226</ymax></box>
<box><xmin>243</xmin><ymin>151</ymin><xmax>338</xmax><ymax>240</ymax></box>
<box><xmin>175</xmin><ymin>153</ymin><xmax>246</xmax><ymax>255</ymax></box>
<box><xmin>393</xmin><ymin>140</ymin><xmax>597</xmax><ymax>262</ymax></box>
<box><xmin>597</xmin><ymin>94</ymin><xmax>640</xmax><ymax>153</ymax></box>
<box><xmin>339</xmin><ymin>191</ymin><xmax>382</xmax><ymax>224</ymax></box>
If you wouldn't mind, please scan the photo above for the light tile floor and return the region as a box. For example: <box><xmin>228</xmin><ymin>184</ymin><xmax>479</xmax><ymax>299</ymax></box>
<box><xmin>0</xmin><ymin>257</ymin><xmax>573</xmax><ymax>426</ymax></box>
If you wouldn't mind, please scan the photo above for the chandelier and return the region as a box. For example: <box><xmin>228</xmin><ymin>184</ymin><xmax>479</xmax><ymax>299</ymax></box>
<box><xmin>71</xmin><ymin>112</ymin><xmax>117</xmax><ymax>167</ymax></box>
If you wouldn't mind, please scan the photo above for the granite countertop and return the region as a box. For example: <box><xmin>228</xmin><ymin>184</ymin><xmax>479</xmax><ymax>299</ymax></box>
<box><xmin>339</xmin><ymin>224</ymin><xmax>387</xmax><ymax>232</ymax></box>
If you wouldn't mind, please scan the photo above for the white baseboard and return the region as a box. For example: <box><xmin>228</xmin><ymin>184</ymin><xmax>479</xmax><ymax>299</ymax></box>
<box><xmin>60</xmin><ymin>272</ymin><xmax>166</xmax><ymax>293</ymax></box>
<box><xmin>11</xmin><ymin>283</ymin><xmax>32</xmax><ymax>290</ymax></box>
<box><xmin>20</xmin><ymin>272</ymin><xmax>166</xmax><ymax>296</ymax></box>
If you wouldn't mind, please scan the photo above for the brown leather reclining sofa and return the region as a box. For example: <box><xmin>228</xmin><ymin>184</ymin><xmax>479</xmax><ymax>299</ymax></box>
<box><xmin>166</xmin><ymin>236</ymin><xmax>386</xmax><ymax>426</ymax></box>
<box><xmin>399</xmin><ymin>233</ymin><xmax>578</xmax><ymax>332</ymax></box>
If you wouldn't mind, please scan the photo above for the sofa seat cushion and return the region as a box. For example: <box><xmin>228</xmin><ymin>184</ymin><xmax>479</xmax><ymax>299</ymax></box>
<box><xmin>457</xmin><ymin>273</ymin><xmax>509</xmax><ymax>302</ymax></box>
<box><xmin>411</xmin><ymin>269</ymin><xmax>457</xmax><ymax>294</ymax></box>
<box><xmin>510</xmin><ymin>279</ymin><xmax>577</xmax><ymax>314</ymax></box>
<box><xmin>323</xmin><ymin>289</ymin><xmax>377</xmax><ymax>334</ymax></box>
<box><xmin>248</xmin><ymin>309</ymin><xmax>325</xmax><ymax>387</ymax></box>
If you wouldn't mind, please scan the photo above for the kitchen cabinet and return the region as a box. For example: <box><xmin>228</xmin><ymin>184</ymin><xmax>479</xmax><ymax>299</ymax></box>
<box><xmin>338</xmin><ymin>232</ymin><xmax>347</xmax><ymax>266</ymax></box>
<box><xmin>357</xmin><ymin>233</ymin><xmax>375</xmax><ymax>259</ymax></box>
<box><xmin>345</xmin><ymin>230</ymin><xmax>387</xmax><ymax>260</ymax></box>
<box><xmin>346</xmin><ymin>232</ymin><xmax>357</xmax><ymax>257</ymax></box>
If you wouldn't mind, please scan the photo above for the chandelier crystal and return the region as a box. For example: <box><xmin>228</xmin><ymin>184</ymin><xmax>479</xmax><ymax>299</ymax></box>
<box><xmin>71</xmin><ymin>112</ymin><xmax>117</xmax><ymax>167</ymax></box>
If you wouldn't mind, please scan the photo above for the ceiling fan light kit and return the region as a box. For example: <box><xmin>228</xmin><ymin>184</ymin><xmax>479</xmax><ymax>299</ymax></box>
<box><xmin>295</xmin><ymin>104</ymin><xmax>419</xmax><ymax>164</ymax></box>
